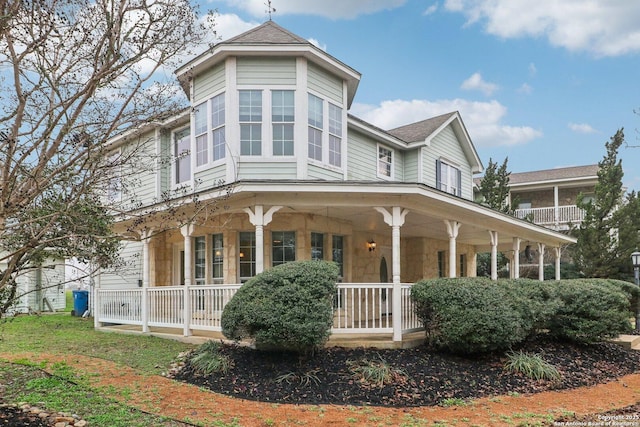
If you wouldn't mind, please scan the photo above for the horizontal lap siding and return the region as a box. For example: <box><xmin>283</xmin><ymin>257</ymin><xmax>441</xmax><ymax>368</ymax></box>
<box><xmin>194</xmin><ymin>63</ymin><xmax>225</xmax><ymax>103</ymax></box>
<box><xmin>308</xmin><ymin>163</ymin><xmax>343</xmax><ymax>180</ymax></box>
<box><xmin>347</xmin><ymin>131</ymin><xmax>377</xmax><ymax>181</ymax></box>
<box><xmin>100</xmin><ymin>241</ymin><xmax>142</xmax><ymax>289</ymax></box>
<box><xmin>195</xmin><ymin>165</ymin><xmax>226</xmax><ymax>190</ymax></box>
<box><xmin>237</xmin><ymin>58</ymin><xmax>296</xmax><ymax>86</ymax></box>
<box><xmin>122</xmin><ymin>131</ymin><xmax>158</xmax><ymax>207</ymax></box>
<box><xmin>404</xmin><ymin>149</ymin><xmax>419</xmax><ymax>182</ymax></box>
<box><xmin>423</xmin><ymin>125</ymin><xmax>473</xmax><ymax>200</ymax></box>
<box><xmin>308</xmin><ymin>63</ymin><xmax>343</xmax><ymax>104</ymax></box>
<box><xmin>237</xmin><ymin>162</ymin><xmax>297</xmax><ymax>180</ymax></box>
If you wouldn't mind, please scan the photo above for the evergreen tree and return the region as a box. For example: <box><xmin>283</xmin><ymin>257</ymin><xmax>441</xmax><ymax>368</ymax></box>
<box><xmin>477</xmin><ymin>157</ymin><xmax>515</xmax><ymax>213</ymax></box>
<box><xmin>572</xmin><ymin>129</ymin><xmax>627</xmax><ymax>278</ymax></box>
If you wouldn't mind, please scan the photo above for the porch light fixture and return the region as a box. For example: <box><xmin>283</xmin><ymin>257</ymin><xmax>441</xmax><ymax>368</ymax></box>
<box><xmin>367</xmin><ymin>240</ymin><xmax>376</xmax><ymax>252</ymax></box>
<box><xmin>631</xmin><ymin>250</ymin><xmax>640</xmax><ymax>332</ymax></box>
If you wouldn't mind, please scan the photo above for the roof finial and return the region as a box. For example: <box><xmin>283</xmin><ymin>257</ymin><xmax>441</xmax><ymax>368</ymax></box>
<box><xmin>265</xmin><ymin>0</ymin><xmax>276</xmax><ymax>21</ymax></box>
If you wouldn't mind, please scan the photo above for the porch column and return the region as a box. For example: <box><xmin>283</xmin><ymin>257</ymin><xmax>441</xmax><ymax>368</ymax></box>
<box><xmin>181</xmin><ymin>224</ymin><xmax>194</xmax><ymax>336</ymax></box>
<box><xmin>554</xmin><ymin>246</ymin><xmax>562</xmax><ymax>280</ymax></box>
<box><xmin>374</xmin><ymin>206</ymin><xmax>409</xmax><ymax>342</ymax></box>
<box><xmin>444</xmin><ymin>220</ymin><xmax>461</xmax><ymax>278</ymax></box>
<box><xmin>141</xmin><ymin>230</ymin><xmax>153</xmax><ymax>333</ymax></box>
<box><xmin>244</xmin><ymin>205</ymin><xmax>282</xmax><ymax>274</ymax></box>
<box><xmin>537</xmin><ymin>242</ymin><xmax>546</xmax><ymax>281</ymax></box>
<box><xmin>512</xmin><ymin>238</ymin><xmax>521</xmax><ymax>279</ymax></box>
<box><xmin>554</xmin><ymin>186</ymin><xmax>559</xmax><ymax>227</ymax></box>
<box><xmin>489</xmin><ymin>231</ymin><xmax>498</xmax><ymax>281</ymax></box>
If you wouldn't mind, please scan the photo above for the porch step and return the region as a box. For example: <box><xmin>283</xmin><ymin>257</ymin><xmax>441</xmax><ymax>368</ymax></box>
<box><xmin>611</xmin><ymin>334</ymin><xmax>640</xmax><ymax>350</ymax></box>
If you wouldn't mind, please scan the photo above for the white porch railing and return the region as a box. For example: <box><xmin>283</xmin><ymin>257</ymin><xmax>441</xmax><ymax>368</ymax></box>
<box><xmin>514</xmin><ymin>205</ymin><xmax>585</xmax><ymax>226</ymax></box>
<box><xmin>95</xmin><ymin>282</ymin><xmax>422</xmax><ymax>341</ymax></box>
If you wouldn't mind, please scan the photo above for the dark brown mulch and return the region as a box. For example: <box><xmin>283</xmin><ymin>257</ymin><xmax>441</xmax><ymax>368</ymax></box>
<box><xmin>173</xmin><ymin>337</ymin><xmax>640</xmax><ymax>407</ymax></box>
<box><xmin>0</xmin><ymin>404</ymin><xmax>51</xmax><ymax>427</ymax></box>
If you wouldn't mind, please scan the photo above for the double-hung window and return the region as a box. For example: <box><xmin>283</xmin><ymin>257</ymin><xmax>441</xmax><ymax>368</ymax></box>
<box><xmin>308</xmin><ymin>94</ymin><xmax>323</xmax><ymax>161</ymax></box>
<box><xmin>194</xmin><ymin>103</ymin><xmax>208</xmax><ymax>167</ymax></box>
<box><xmin>311</xmin><ymin>232</ymin><xmax>324</xmax><ymax>260</ymax></box>
<box><xmin>194</xmin><ymin>236</ymin><xmax>206</xmax><ymax>285</ymax></box>
<box><xmin>272</xmin><ymin>231</ymin><xmax>296</xmax><ymax>267</ymax></box>
<box><xmin>174</xmin><ymin>128</ymin><xmax>191</xmax><ymax>184</ymax></box>
<box><xmin>239</xmin><ymin>90</ymin><xmax>262</xmax><ymax>156</ymax></box>
<box><xmin>272</xmin><ymin>90</ymin><xmax>294</xmax><ymax>156</ymax></box>
<box><xmin>212</xmin><ymin>233</ymin><xmax>223</xmax><ymax>284</ymax></box>
<box><xmin>211</xmin><ymin>93</ymin><xmax>225</xmax><ymax>161</ymax></box>
<box><xmin>378</xmin><ymin>145</ymin><xmax>393</xmax><ymax>179</ymax></box>
<box><xmin>239</xmin><ymin>232</ymin><xmax>256</xmax><ymax>282</ymax></box>
<box><xmin>328</xmin><ymin>104</ymin><xmax>342</xmax><ymax>167</ymax></box>
<box><xmin>436</xmin><ymin>159</ymin><xmax>462</xmax><ymax>196</ymax></box>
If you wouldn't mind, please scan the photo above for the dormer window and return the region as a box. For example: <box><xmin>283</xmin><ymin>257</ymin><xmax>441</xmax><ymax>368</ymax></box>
<box><xmin>377</xmin><ymin>145</ymin><xmax>393</xmax><ymax>179</ymax></box>
<box><xmin>239</xmin><ymin>90</ymin><xmax>262</xmax><ymax>156</ymax></box>
<box><xmin>437</xmin><ymin>159</ymin><xmax>462</xmax><ymax>196</ymax></box>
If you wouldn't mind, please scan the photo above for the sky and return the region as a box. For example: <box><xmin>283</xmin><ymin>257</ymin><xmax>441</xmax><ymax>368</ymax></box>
<box><xmin>194</xmin><ymin>0</ymin><xmax>640</xmax><ymax>191</ymax></box>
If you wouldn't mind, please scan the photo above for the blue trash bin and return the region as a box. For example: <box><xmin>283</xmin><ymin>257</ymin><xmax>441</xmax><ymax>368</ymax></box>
<box><xmin>72</xmin><ymin>290</ymin><xmax>89</xmax><ymax>316</ymax></box>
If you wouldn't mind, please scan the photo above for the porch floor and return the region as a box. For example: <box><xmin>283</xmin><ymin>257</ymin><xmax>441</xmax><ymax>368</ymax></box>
<box><xmin>96</xmin><ymin>324</ymin><xmax>426</xmax><ymax>349</ymax></box>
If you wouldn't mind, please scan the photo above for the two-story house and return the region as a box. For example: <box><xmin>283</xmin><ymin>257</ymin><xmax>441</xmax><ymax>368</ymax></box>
<box><xmin>95</xmin><ymin>21</ymin><xmax>575</xmax><ymax>346</ymax></box>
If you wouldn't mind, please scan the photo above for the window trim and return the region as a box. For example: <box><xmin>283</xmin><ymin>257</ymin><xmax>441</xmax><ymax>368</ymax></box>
<box><xmin>172</xmin><ymin>127</ymin><xmax>192</xmax><ymax>187</ymax></box>
<box><xmin>377</xmin><ymin>144</ymin><xmax>394</xmax><ymax>180</ymax></box>
<box><xmin>436</xmin><ymin>158</ymin><xmax>462</xmax><ymax>196</ymax></box>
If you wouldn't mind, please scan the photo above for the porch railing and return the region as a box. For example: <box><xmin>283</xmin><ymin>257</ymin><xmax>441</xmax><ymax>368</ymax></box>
<box><xmin>95</xmin><ymin>282</ymin><xmax>422</xmax><ymax>341</ymax></box>
<box><xmin>513</xmin><ymin>205</ymin><xmax>585</xmax><ymax>226</ymax></box>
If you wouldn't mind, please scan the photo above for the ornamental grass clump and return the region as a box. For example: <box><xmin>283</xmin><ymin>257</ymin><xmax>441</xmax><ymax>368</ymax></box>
<box><xmin>504</xmin><ymin>350</ymin><xmax>561</xmax><ymax>382</ymax></box>
<box><xmin>189</xmin><ymin>340</ymin><xmax>233</xmax><ymax>376</ymax></box>
<box><xmin>347</xmin><ymin>354</ymin><xmax>408</xmax><ymax>388</ymax></box>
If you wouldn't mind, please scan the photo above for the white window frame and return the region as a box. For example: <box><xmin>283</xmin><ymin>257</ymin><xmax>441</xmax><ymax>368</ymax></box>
<box><xmin>308</xmin><ymin>93</ymin><xmax>323</xmax><ymax>162</ymax></box>
<box><xmin>173</xmin><ymin>127</ymin><xmax>191</xmax><ymax>187</ymax></box>
<box><xmin>377</xmin><ymin>144</ymin><xmax>394</xmax><ymax>180</ymax></box>
<box><xmin>193</xmin><ymin>102</ymin><xmax>208</xmax><ymax>168</ymax></box>
<box><xmin>328</xmin><ymin>103</ymin><xmax>342</xmax><ymax>167</ymax></box>
<box><xmin>437</xmin><ymin>159</ymin><xmax>462</xmax><ymax>196</ymax></box>
<box><xmin>271</xmin><ymin>90</ymin><xmax>295</xmax><ymax>156</ymax></box>
<box><xmin>239</xmin><ymin>89</ymin><xmax>263</xmax><ymax>157</ymax></box>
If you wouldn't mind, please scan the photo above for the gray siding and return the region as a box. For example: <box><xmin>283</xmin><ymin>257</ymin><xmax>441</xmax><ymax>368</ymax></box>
<box><xmin>404</xmin><ymin>149</ymin><xmax>419</xmax><ymax>182</ymax></box>
<box><xmin>194</xmin><ymin>62</ymin><xmax>225</xmax><ymax>103</ymax></box>
<box><xmin>159</xmin><ymin>129</ymin><xmax>172</xmax><ymax>195</ymax></box>
<box><xmin>308</xmin><ymin>163</ymin><xmax>343</xmax><ymax>180</ymax></box>
<box><xmin>237</xmin><ymin>162</ymin><xmax>297</xmax><ymax>180</ymax></box>
<box><xmin>423</xmin><ymin>125</ymin><xmax>474</xmax><ymax>200</ymax></box>
<box><xmin>346</xmin><ymin>130</ymin><xmax>377</xmax><ymax>181</ymax></box>
<box><xmin>100</xmin><ymin>241</ymin><xmax>142</xmax><ymax>289</ymax></box>
<box><xmin>121</xmin><ymin>131</ymin><xmax>157</xmax><ymax>207</ymax></box>
<box><xmin>237</xmin><ymin>57</ymin><xmax>296</xmax><ymax>86</ymax></box>
<box><xmin>195</xmin><ymin>164</ymin><xmax>226</xmax><ymax>190</ymax></box>
<box><xmin>308</xmin><ymin>63</ymin><xmax>343</xmax><ymax>104</ymax></box>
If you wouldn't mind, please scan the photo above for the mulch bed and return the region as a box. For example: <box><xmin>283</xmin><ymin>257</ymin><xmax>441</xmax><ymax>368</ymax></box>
<box><xmin>173</xmin><ymin>337</ymin><xmax>640</xmax><ymax>407</ymax></box>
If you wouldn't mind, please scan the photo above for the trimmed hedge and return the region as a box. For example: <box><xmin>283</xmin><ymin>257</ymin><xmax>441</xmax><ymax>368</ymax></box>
<box><xmin>221</xmin><ymin>260</ymin><xmax>339</xmax><ymax>354</ymax></box>
<box><xmin>412</xmin><ymin>277</ymin><xmax>634</xmax><ymax>355</ymax></box>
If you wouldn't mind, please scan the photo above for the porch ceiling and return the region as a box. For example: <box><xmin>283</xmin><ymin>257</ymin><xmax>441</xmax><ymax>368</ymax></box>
<box><xmin>215</xmin><ymin>181</ymin><xmax>576</xmax><ymax>251</ymax></box>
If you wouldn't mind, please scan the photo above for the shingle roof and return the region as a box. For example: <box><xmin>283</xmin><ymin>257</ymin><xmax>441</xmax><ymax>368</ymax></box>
<box><xmin>386</xmin><ymin>112</ymin><xmax>457</xmax><ymax>143</ymax></box>
<box><xmin>508</xmin><ymin>164</ymin><xmax>600</xmax><ymax>185</ymax></box>
<box><xmin>222</xmin><ymin>20</ymin><xmax>310</xmax><ymax>45</ymax></box>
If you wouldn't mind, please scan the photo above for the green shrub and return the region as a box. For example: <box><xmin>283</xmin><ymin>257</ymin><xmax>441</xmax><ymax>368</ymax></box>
<box><xmin>189</xmin><ymin>340</ymin><xmax>233</xmax><ymax>375</ymax></box>
<box><xmin>411</xmin><ymin>278</ymin><xmax>530</xmax><ymax>354</ymax></box>
<box><xmin>504</xmin><ymin>350</ymin><xmax>561</xmax><ymax>381</ymax></box>
<box><xmin>502</xmin><ymin>278</ymin><xmax>563</xmax><ymax>334</ymax></box>
<box><xmin>221</xmin><ymin>260</ymin><xmax>339</xmax><ymax>355</ymax></box>
<box><xmin>547</xmin><ymin>279</ymin><xmax>632</xmax><ymax>343</ymax></box>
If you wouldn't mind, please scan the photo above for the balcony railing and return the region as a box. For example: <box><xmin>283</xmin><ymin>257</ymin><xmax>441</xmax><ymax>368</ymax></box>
<box><xmin>513</xmin><ymin>205</ymin><xmax>585</xmax><ymax>227</ymax></box>
<box><xmin>95</xmin><ymin>282</ymin><xmax>422</xmax><ymax>342</ymax></box>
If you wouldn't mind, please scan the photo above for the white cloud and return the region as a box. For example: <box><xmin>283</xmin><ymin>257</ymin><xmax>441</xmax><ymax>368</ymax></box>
<box><xmin>568</xmin><ymin>122</ymin><xmax>598</xmax><ymax>134</ymax></box>
<box><xmin>528</xmin><ymin>62</ymin><xmax>537</xmax><ymax>76</ymax></box>
<box><xmin>350</xmin><ymin>98</ymin><xmax>542</xmax><ymax>147</ymax></box>
<box><xmin>308</xmin><ymin>38</ymin><xmax>327</xmax><ymax>51</ymax></box>
<box><xmin>443</xmin><ymin>0</ymin><xmax>640</xmax><ymax>57</ymax></box>
<box><xmin>517</xmin><ymin>83</ymin><xmax>533</xmax><ymax>94</ymax></box>
<box><xmin>461</xmin><ymin>72</ymin><xmax>499</xmax><ymax>96</ymax></box>
<box><xmin>423</xmin><ymin>4</ymin><xmax>438</xmax><ymax>16</ymax></box>
<box><xmin>223</xmin><ymin>0</ymin><xmax>407</xmax><ymax>19</ymax></box>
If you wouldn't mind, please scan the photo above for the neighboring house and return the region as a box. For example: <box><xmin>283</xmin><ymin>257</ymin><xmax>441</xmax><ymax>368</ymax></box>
<box><xmin>95</xmin><ymin>21</ymin><xmax>575</xmax><ymax>346</ymax></box>
<box><xmin>509</xmin><ymin>164</ymin><xmax>599</xmax><ymax>231</ymax></box>
<box><xmin>5</xmin><ymin>258</ymin><xmax>66</xmax><ymax>315</ymax></box>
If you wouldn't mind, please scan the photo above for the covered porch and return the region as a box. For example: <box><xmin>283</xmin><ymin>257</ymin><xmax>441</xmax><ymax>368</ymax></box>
<box><xmin>96</xmin><ymin>181</ymin><xmax>576</xmax><ymax>347</ymax></box>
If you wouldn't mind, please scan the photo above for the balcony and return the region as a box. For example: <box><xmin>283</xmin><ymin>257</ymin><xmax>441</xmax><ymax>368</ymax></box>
<box><xmin>513</xmin><ymin>205</ymin><xmax>585</xmax><ymax>229</ymax></box>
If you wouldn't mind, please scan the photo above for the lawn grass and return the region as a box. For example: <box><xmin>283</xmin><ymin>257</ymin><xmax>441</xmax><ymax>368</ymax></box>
<box><xmin>0</xmin><ymin>313</ymin><xmax>199</xmax><ymax>426</ymax></box>
<box><xmin>0</xmin><ymin>313</ymin><xmax>193</xmax><ymax>374</ymax></box>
